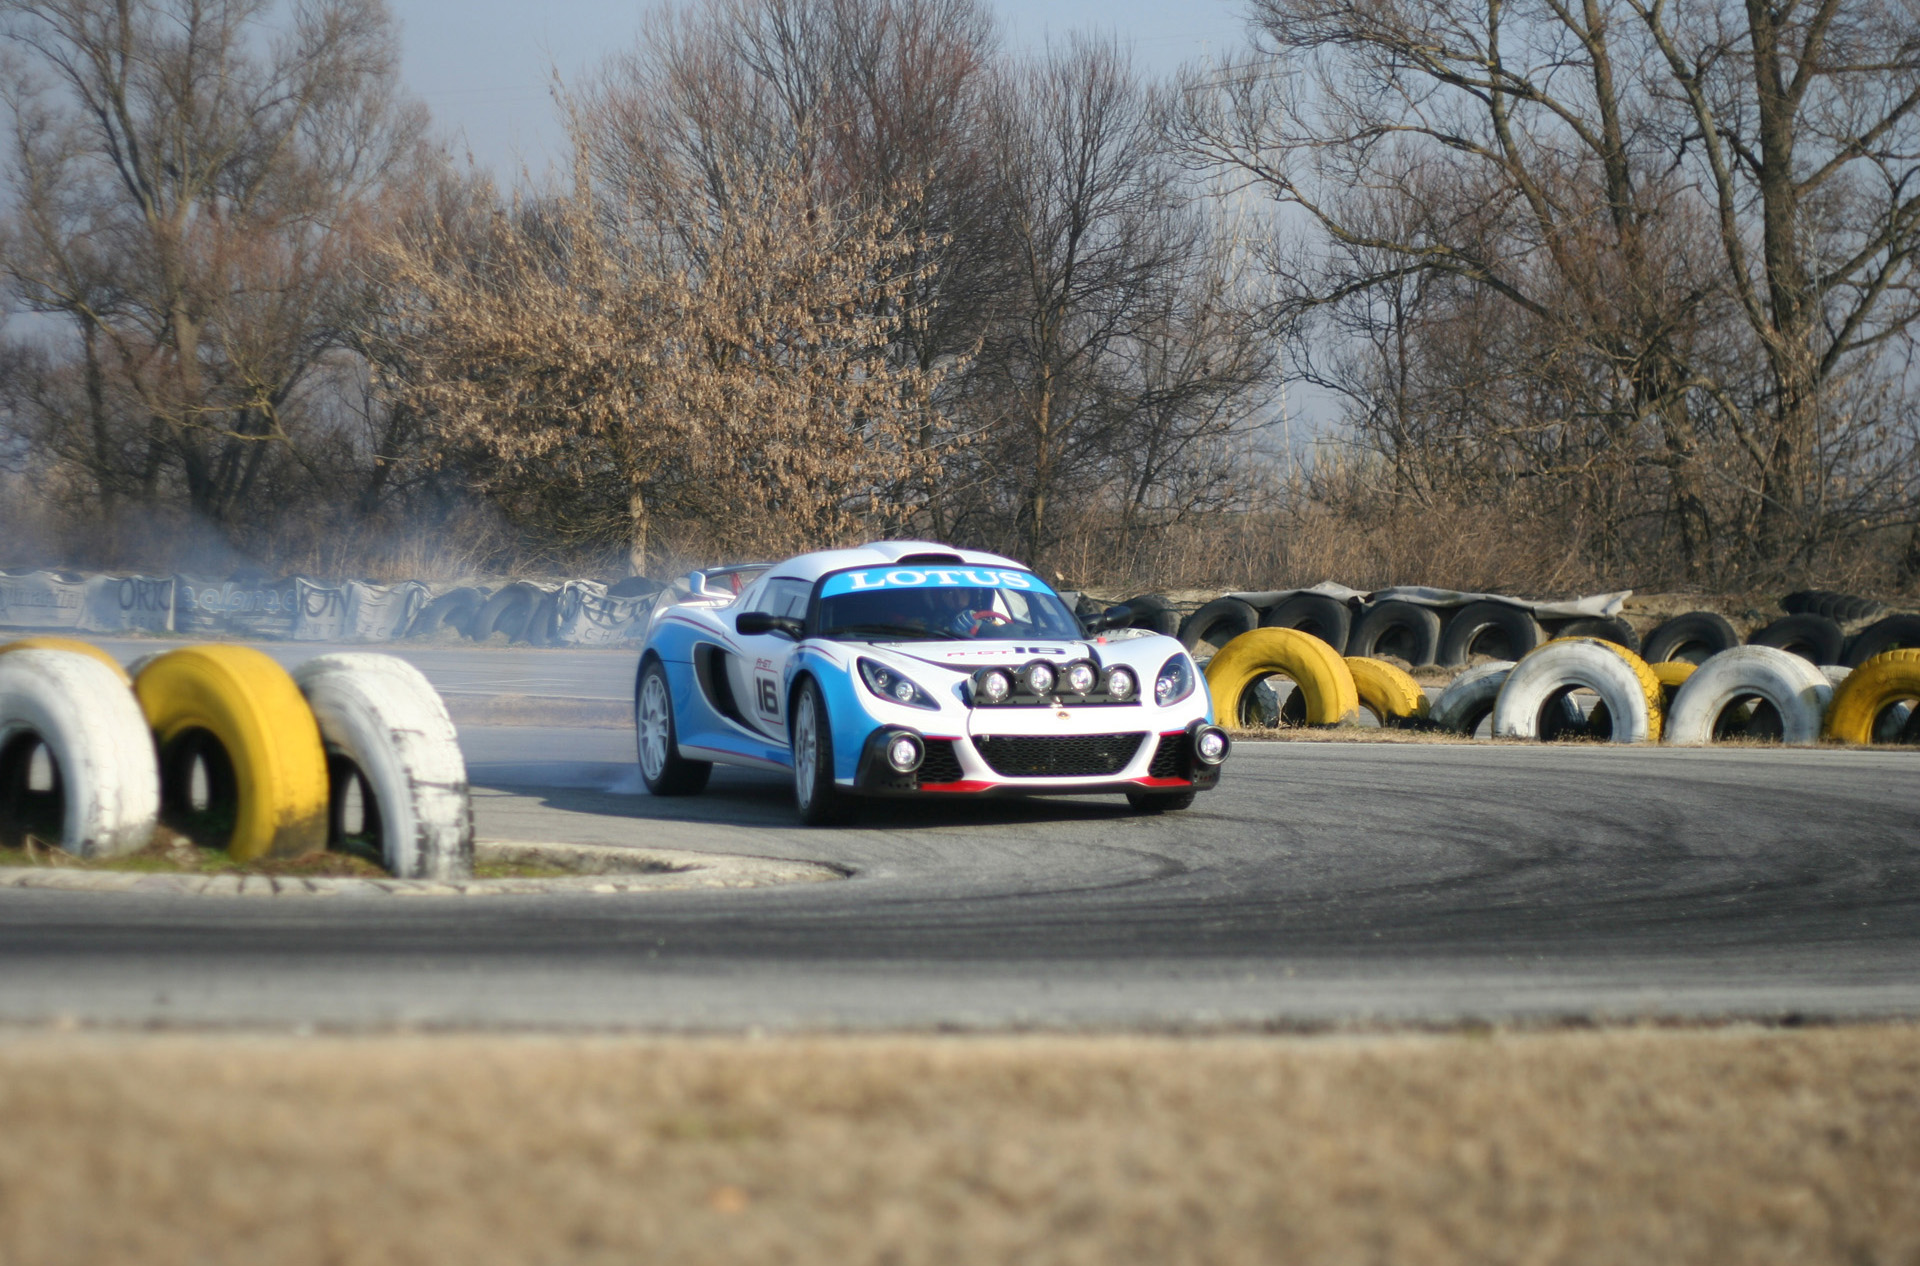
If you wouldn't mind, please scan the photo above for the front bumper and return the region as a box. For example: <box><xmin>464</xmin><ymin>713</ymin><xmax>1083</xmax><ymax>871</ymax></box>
<box><xmin>852</xmin><ymin>720</ymin><xmax>1227</xmax><ymax>797</ymax></box>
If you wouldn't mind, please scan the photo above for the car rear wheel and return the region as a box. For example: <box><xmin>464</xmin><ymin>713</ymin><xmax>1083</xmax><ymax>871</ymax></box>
<box><xmin>636</xmin><ymin>661</ymin><xmax>711</xmax><ymax>796</ymax></box>
<box><xmin>791</xmin><ymin>678</ymin><xmax>852</xmax><ymax>825</ymax></box>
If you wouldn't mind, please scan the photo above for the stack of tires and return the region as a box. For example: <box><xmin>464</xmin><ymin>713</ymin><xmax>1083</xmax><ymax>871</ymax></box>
<box><xmin>0</xmin><ymin>639</ymin><xmax>471</xmax><ymax>877</ymax></box>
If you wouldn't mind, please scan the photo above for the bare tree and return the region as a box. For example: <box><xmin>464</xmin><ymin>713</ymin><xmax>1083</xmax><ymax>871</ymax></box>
<box><xmin>0</xmin><ymin>0</ymin><xmax>430</xmax><ymax>537</ymax></box>
<box><xmin>1174</xmin><ymin>0</ymin><xmax>1920</xmax><ymax>584</ymax></box>
<box><xmin>377</xmin><ymin>131</ymin><xmax>952</xmax><ymax>571</ymax></box>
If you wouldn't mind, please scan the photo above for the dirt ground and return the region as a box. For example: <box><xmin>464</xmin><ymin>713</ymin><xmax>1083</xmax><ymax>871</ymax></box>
<box><xmin>2</xmin><ymin>1023</ymin><xmax>1916</xmax><ymax>1265</ymax></box>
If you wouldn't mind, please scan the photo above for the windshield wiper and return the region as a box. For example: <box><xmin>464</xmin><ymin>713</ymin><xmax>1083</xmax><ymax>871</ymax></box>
<box><xmin>819</xmin><ymin>623</ymin><xmax>946</xmax><ymax>641</ymax></box>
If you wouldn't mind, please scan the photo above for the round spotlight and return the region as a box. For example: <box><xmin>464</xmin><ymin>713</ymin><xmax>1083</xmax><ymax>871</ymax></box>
<box><xmin>1023</xmin><ymin>661</ymin><xmax>1057</xmax><ymax>696</ymax></box>
<box><xmin>1194</xmin><ymin>725</ymin><xmax>1229</xmax><ymax>766</ymax></box>
<box><xmin>891</xmin><ymin>678</ymin><xmax>916</xmax><ymax>704</ymax></box>
<box><xmin>1065</xmin><ymin>661</ymin><xmax>1097</xmax><ymax>696</ymax></box>
<box><xmin>1104</xmin><ymin>666</ymin><xmax>1137</xmax><ymax>700</ymax></box>
<box><xmin>887</xmin><ymin>733</ymin><xmax>924</xmax><ymax>773</ymax></box>
<box><xmin>978</xmin><ymin>669</ymin><xmax>1013</xmax><ymax>704</ymax></box>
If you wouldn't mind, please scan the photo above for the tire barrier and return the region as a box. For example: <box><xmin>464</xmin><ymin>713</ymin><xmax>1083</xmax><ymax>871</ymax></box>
<box><xmin>1840</xmin><ymin>614</ymin><xmax>1920</xmax><ymax>667</ymax></box>
<box><xmin>135</xmin><ymin>646</ymin><xmax>330</xmax><ymax>862</ymax></box>
<box><xmin>1552</xmin><ymin>615</ymin><xmax>1641</xmax><ymax>654</ymax></box>
<box><xmin>1116</xmin><ymin>594</ymin><xmax>1182</xmax><ymax>637</ymax></box>
<box><xmin>1436</xmin><ymin>600</ymin><xmax>1545</xmax><ymax>667</ymax></box>
<box><xmin>1782</xmin><ymin>590</ymin><xmax>1886</xmax><ymax>623</ymax></box>
<box><xmin>1177</xmin><ymin>597</ymin><xmax>1262</xmax><ymax>652</ymax></box>
<box><xmin>0</xmin><ymin>649</ymin><xmax>159</xmax><ymax>858</ymax></box>
<box><xmin>1823</xmin><ymin>649</ymin><xmax>1920</xmax><ymax>744</ymax></box>
<box><xmin>1343</xmin><ymin>656</ymin><xmax>1430</xmax><ymax>727</ymax></box>
<box><xmin>293</xmin><ymin>654</ymin><xmax>473</xmax><ymax>880</ymax></box>
<box><xmin>1492</xmin><ymin>638</ymin><xmax>1664</xmax><ymax>743</ymax></box>
<box><xmin>1348</xmin><ymin>600</ymin><xmax>1443</xmax><ymax>667</ymax></box>
<box><xmin>1661</xmin><ymin>646</ymin><xmax>1831</xmax><ymax>746</ymax></box>
<box><xmin>1818</xmin><ymin>666</ymin><xmax>1911</xmax><ymax>742</ymax></box>
<box><xmin>469</xmin><ymin>582</ymin><xmax>548</xmax><ymax>642</ymax></box>
<box><xmin>1430</xmin><ymin>661</ymin><xmax>1512</xmax><ymax>735</ymax></box>
<box><xmin>407</xmin><ymin>587</ymin><xmax>489</xmax><ymax>638</ymax></box>
<box><xmin>1258</xmin><ymin>592</ymin><xmax>1354</xmax><ymax>653</ymax></box>
<box><xmin>1642</xmin><ymin>611</ymin><xmax>1741</xmax><ymax>664</ymax></box>
<box><xmin>1748</xmin><ymin>614</ymin><xmax>1845</xmax><ymax>664</ymax></box>
<box><xmin>1206</xmin><ymin>628</ymin><xmax>1359</xmax><ymax>727</ymax></box>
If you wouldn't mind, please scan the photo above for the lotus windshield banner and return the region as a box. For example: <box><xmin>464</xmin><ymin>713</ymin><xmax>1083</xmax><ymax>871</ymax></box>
<box><xmin>820</xmin><ymin>568</ymin><xmax>1046</xmax><ymax>598</ymax></box>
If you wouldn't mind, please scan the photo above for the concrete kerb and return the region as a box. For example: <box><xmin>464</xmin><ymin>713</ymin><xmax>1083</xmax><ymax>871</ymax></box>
<box><xmin>0</xmin><ymin>840</ymin><xmax>845</xmax><ymax>898</ymax></box>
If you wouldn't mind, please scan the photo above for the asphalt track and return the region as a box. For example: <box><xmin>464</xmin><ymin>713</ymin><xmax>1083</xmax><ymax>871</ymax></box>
<box><xmin>3</xmin><ymin>641</ymin><xmax>1917</xmax><ymax>1031</ymax></box>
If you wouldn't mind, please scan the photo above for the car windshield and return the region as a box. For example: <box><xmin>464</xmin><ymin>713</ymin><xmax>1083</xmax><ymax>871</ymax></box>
<box><xmin>815</xmin><ymin>567</ymin><xmax>1084</xmax><ymax>642</ymax></box>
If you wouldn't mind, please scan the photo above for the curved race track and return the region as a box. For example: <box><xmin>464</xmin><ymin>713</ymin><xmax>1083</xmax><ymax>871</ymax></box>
<box><xmin>3</xmin><ymin>637</ymin><xmax>1917</xmax><ymax>1032</ymax></box>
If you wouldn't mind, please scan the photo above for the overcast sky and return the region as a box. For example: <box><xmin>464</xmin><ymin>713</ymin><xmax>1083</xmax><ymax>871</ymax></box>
<box><xmin>388</xmin><ymin>0</ymin><xmax>1254</xmax><ymax>181</ymax></box>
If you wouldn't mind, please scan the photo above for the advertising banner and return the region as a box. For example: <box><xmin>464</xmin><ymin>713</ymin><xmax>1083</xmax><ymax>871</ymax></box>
<box><xmin>80</xmin><ymin>575</ymin><xmax>175</xmax><ymax>633</ymax></box>
<box><xmin>173</xmin><ymin>577</ymin><xmax>301</xmax><ymax>638</ymax></box>
<box><xmin>0</xmin><ymin>570</ymin><xmax>89</xmax><ymax>631</ymax></box>
<box><xmin>550</xmin><ymin>581</ymin><xmax>658</xmax><ymax>646</ymax></box>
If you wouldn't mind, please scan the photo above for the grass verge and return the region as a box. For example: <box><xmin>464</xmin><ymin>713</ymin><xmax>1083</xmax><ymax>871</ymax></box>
<box><xmin>0</xmin><ymin>1024</ymin><xmax>1915</xmax><ymax>1265</ymax></box>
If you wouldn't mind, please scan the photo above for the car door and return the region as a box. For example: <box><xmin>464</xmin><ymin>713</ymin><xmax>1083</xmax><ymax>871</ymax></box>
<box><xmin>727</xmin><ymin>577</ymin><xmax>812</xmax><ymax>741</ymax></box>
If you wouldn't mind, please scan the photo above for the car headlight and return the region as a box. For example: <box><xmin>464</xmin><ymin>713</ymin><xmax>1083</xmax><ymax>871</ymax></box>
<box><xmin>1154</xmin><ymin>654</ymin><xmax>1195</xmax><ymax>707</ymax></box>
<box><xmin>1022</xmin><ymin>660</ymin><xmax>1057</xmax><ymax>696</ymax></box>
<box><xmin>1104</xmin><ymin>665</ymin><xmax>1137</xmax><ymax>701</ymax></box>
<box><xmin>858</xmin><ymin>658</ymin><xmax>940</xmax><ymax>711</ymax></box>
<box><xmin>1064</xmin><ymin>660</ymin><xmax>1097</xmax><ymax>696</ymax></box>
<box><xmin>975</xmin><ymin>668</ymin><xmax>1013</xmax><ymax>705</ymax></box>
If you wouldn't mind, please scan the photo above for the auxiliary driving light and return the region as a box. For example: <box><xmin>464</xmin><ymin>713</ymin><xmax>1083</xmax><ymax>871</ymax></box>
<box><xmin>886</xmin><ymin>732</ymin><xmax>925</xmax><ymax>773</ymax></box>
<box><xmin>1064</xmin><ymin>660</ymin><xmax>1097</xmax><ymax>696</ymax></box>
<box><xmin>978</xmin><ymin>668</ymin><xmax>1013</xmax><ymax>704</ymax></box>
<box><xmin>1193</xmin><ymin>725</ymin><xmax>1230</xmax><ymax>766</ymax></box>
<box><xmin>1105</xmin><ymin>666</ymin><xmax>1137</xmax><ymax>700</ymax></box>
<box><xmin>1022</xmin><ymin>660</ymin><xmax>1057</xmax><ymax>696</ymax></box>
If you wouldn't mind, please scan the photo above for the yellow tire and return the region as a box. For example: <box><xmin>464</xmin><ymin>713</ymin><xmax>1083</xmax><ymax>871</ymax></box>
<box><xmin>134</xmin><ymin>646</ymin><xmax>329</xmax><ymax>861</ymax></box>
<box><xmin>1344</xmin><ymin>656</ymin><xmax>1430</xmax><ymax>726</ymax></box>
<box><xmin>1822</xmin><ymin>649</ymin><xmax>1920</xmax><ymax>743</ymax></box>
<box><xmin>1651</xmin><ymin>660</ymin><xmax>1695</xmax><ymax>708</ymax></box>
<box><xmin>1206</xmin><ymin>628</ymin><xmax>1358</xmax><ymax>727</ymax></box>
<box><xmin>0</xmin><ymin>637</ymin><xmax>130</xmax><ymax>684</ymax></box>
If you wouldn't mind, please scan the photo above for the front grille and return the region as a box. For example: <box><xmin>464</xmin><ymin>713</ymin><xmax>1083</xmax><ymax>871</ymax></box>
<box><xmin>919</xmin><ymin>738</ymin><xmax>964</xmax><ymax>784</ymax></box>
<box><xmin>1147</xmin><ymin>733</ymin><xmax>1189</xmax><ymax>779</ymax></box>
<box><xmin>972</xmin><ymin>732</ymin><xmax>1147</xmax><ymax>778</ymax></box>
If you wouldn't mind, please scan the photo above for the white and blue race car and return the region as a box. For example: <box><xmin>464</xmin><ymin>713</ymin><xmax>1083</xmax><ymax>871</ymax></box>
<box><xmin>632</xmin><ymin>540</ymin><xmax>1230</xmax><ymax>823</ymax></box>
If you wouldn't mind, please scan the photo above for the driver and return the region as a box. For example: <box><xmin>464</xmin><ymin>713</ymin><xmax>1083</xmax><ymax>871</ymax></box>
<box><xmin>922</xmin><ymin>585</ymin><xmax>1000</xmax><ymax>637</ymax></box>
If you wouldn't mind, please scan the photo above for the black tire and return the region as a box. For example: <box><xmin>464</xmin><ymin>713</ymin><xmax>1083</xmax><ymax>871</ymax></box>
<box><xmin>1126</xmin><ymin>789</ymin><xmax>1197</xmax><ymax>813</ymax></box>
<box><xmin>1177</xmin><ymin>597</ymin><xmax>1260</xmax><ymax>652</ymax></box>
<box><xmin>1902</xmin><ymin>707</ymin><xmax>1920</xmax><ymax>745</ymax></box>
<box><xmin>634</xmin><ymin>659</ymin><xmax>711</xmax><ymax>796</ymax></box>
<box><xmin>1842</xmin><ymin>614</ymin><xmax>1920</xmax><ymax>667</ymax></box>
<box><xmin>470</xmin><ymin>582</ymin><xmax>542</xmax><ymax>642</ymax></box>
<box><xmin>1116</xmin><ymin>594</ymin><xmax>1181</xmax><ymax>637</ymax></box>
<box><xmin>607</xmin><ymin>576</ymin><xmax>664</xmax><ymax>598</ymax></box>
<box><xmin>1347</xmin><ymin>600</ymin><xmax>1443</xmax><ymax>666</ymax></box>
<box><xmin>1642</xmin><ymin>611</ymin><xmax>1740</xmax><ymax>664</ymax></box>
<box><xmin>790</xmin><ymin>677</ymin><xmax>851</xmax><ymax>826</ymax></box>
<box><xmin>513</xmin><ymin>591</ymin><xmax>561</xmax><ymax>646</ymax></box>
<box><xmin>407</xmin><ymin>587</ymin><xmax>486</xmax><ymax>638</ymax></box>
<box><xmin>1780</xmin><ymin>589</ymin><xmax>1816</xmax><ymax>615</ymax></box>
<box><xmin>1259</xmin><ymin>593</ymin><xmax>1354</xmax><ymax>653</ymax></box>
<box><xmin>1748</xmin><ymin>614</ymin><xmax>1845</xmax><ymax>664</ymax></box>
<box><xmin>1552</xmin><ymin>616</ymin><xmax>1641</xmax><ymax>653</ymax></box>
<box><xmin>1437</xmin><ymin>601</ymin><xmax>1544</xmax><ymax>667</ymax></box>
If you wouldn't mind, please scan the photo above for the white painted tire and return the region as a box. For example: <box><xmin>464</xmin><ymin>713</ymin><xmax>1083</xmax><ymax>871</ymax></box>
<box><xmin>292</xmin><ymin>654</ymin><xmax>473</xmax><ymax>880</ymax></box>
<box><xmin>1433</xmin><ymin>661</ymin><xmax>1590</xmax><ymax>736</ymax></box>
<box><xmin>0</xmin><ymin>649</ymin><xmax>159</xmax><ymax>858</ymax></box>
<box><xmin>1492</xmin><ymin>640</ymin><xmax>1660</xmax><ymax>743</ymax></box>
<box><xmin>1664</xmin><ymin>647</ymin><xmax>1831</xmax><ymax>746</ymax></box>
<box><xmin>1821</xmin><ymin>666</ymin><xmax>1910</xmax><ymax>741</ymax></box>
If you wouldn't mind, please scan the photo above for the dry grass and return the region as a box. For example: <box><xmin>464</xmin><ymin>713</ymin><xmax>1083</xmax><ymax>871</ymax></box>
<box><xmin>0</xmin><ymin>1025</ymin><xmax>1916</xmax><ymax>1265</ymax></box>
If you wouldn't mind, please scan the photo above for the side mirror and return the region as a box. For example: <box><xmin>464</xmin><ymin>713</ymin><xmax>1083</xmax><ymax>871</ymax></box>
<box><xmin>1081</xmin><ymin>605</ymin><xmax>1135</xmax><ymax>634</ymax></box>
<box><xmin>735</xmin><ymin>612</ymin><xmax>804</xmax><ymax>639</ymax></box>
